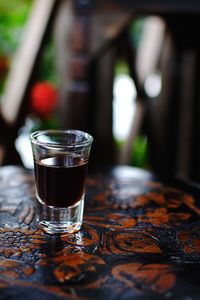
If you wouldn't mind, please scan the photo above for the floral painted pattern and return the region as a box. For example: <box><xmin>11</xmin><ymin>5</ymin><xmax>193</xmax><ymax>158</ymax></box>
<box><xmin>0</xmin><ymin>166</ymin><xmax>200</xmax><ymax>299</ymax></box>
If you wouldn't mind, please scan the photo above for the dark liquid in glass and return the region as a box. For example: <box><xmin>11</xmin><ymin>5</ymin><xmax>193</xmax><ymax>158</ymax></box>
<box><xmin>34</xmin><ymin>156</ymin><xmax>88</xmax><ymax>208</ymax></box>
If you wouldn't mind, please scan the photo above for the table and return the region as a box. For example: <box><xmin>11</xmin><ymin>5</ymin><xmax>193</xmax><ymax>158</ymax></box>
<box><xmin>1</xmin><ymin>165</ymin><xmax>200</xmax><ymax>299</ymax></box>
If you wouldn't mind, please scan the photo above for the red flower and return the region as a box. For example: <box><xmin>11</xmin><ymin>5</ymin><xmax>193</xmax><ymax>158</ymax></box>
<box><xmin>31</xmin><ymin>82</ymin><xmax>58</xmax><ymax>118</ymax></box>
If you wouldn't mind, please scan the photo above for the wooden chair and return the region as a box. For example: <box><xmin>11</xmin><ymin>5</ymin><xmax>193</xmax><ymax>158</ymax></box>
<box><xmin>54</xmin><ymin>0</ymin><xmax>134</xmax><ymax>165</ymax></box>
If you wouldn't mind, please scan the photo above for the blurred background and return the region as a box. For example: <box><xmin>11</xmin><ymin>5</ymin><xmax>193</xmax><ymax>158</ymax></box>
<box><xmin>0</xmin><ymin>0</ymin><xmax>149</xmax><ymax>169</ymax></box>
<box><xmin>1</xmin><ymin>0</ymin><xmax>200</xmax><ymax>183</ymax></box>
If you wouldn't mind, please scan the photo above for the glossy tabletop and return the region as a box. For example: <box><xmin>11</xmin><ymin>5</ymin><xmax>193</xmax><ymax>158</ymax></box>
<box><xmin>1</xmin><ymin>165</ymin><xmax>200</xmax><ymax>300</ymax></box>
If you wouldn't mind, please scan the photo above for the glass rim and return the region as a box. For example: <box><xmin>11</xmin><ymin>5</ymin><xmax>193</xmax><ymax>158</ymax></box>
<box><xmin>30</xmin><ymin>129</ymin><xmax>93</xmax><ymax>148</ymax></box>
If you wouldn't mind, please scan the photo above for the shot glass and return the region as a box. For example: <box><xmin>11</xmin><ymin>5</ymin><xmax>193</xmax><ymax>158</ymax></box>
<box><xmin>30</xmin><ymin>130</ymin><xmax>93</xmax><ymax>234</ymax></box>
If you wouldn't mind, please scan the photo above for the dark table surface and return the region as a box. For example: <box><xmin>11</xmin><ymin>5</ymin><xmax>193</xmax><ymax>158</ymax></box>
<box><xmin>1</xmin><ymin>165</ymin><xmax>200</xmax><ymax>300</ymax></box>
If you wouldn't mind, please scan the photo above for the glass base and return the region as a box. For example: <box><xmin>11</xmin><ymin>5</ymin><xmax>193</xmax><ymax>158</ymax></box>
<box><xmin>36</xmin><ymin>195</ymin><xmax>84</xmax><ymax>234</ymax></box>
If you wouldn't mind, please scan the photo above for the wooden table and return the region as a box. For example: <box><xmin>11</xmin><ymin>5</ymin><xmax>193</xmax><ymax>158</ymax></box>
<box><xmin>1</xmin><ymin>165</ymin><xmax>200</xmax><ymax>299</ymax></box>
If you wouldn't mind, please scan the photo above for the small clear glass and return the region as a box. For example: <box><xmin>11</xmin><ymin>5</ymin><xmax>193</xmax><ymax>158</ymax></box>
<box><xmin>30</xmin><ymin>130</ymin><xmax>93</xmax><ymax>234</ymax></box>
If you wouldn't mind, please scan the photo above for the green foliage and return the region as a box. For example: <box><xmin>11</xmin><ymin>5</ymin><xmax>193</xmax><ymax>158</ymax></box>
<box><xmin>129</xmin><ymin>17</ymin><xmax>146</xmax><ymax>50</ymax></box>
<box><xmin>36</xmin><ymin>38</ymin><xmax>59</xmax><ymax>85</ymax></box>
<box><xmin>0</xmin><ymin>0</ymin><xmax>58</xmax><ymax>95</ymax></box>
<box><xmin>30</xmin><ymin>114</ymin><xmax>60</xmax><ymax>132</ymax></box>
<box><xmin>0</xmin><ymin>0</ymin><xmax>32</xmax><ymax>55</ymax></box>
<box><xmin>115</xmin><ymin>60</ymin><xmax>130</xmax><ymax>76</ymax></box>
<box><xmin>115</xmin><ymin>135</ymin><xmax>149</xmax><ymax>169</ymax></box>
<box><xmin>0</xmin><ymin>0</ymin><xmax>32</xmax><ymax>95</ymax></box>
<box><xmin>130</xmin><ymin>135</ymin><xmax>149</xmax><ymax>169</ymax></box>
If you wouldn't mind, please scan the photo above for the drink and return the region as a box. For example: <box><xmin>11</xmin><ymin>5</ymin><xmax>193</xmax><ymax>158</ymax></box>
<box><xmin>30</xmin><ymin>129</ymin><xmax>93</xmax><ymax>234</ymax></box>
<box><xmin>34</xmin><ymin>155</ymin><xmax>88</xmax><ymax>208</ymax></box>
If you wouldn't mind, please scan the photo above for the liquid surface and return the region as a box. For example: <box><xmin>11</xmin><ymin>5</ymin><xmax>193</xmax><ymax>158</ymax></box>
<box><xmin>34</xmin><ymin>156</ymin><xmax>88</xmax><ymax>207</ymax></box>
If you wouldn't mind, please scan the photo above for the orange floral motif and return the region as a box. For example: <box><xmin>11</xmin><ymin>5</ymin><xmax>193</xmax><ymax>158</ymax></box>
<box><xmin>34</xmin><ymin>236</ymin><xmax>106</xmax><ymax>284</ymax></box>
<box><xmin>61</xmin><ymin>224</ymin><xmax>100</xmax><ymax>247</ymax></box>
<box><xmin>110</xmin><ymin>184</ymin><xmax>194</xmax><ymax>212</ymax></box>
<box><xmin>0</xmin><ymin>259</ymin><xmax>35</xmax><ymax>281</ymax></box>
<box><xmin>177</xmin><ymin>229</ymin><xmax>200</xmax><ymax>254</ymax></box>
<box><xmin>112</xmin><ymin>263</ymin><xmax>176</xmax><ymax>293</ymax></box>
<box><xmin>131</xmin><ymin>192</ymin><xmax>166</xmax><ymax>208</ymax></box>
<box><xmin>61</xmin><ymin>224</ymin><xmax>161</xmax><ymax>256</ymax></box>
<box><xmin>53</xmin><ymin>248</ymin><xmax>105</xmax><ymax>283</ymax></box>
<box><xmin>85</xmin><ymin>212</ymin><xmax>136</xmax><ymax>229</ymax></box>
<box><xmin>112</xmin><ymin>229</ymin><xmax>161</xmax><ymax>254</ymax></box>
<box><xmin>138</xmin><ymin>208</ymin><xmax>190</xmax><ymax>226</ymax></box>
<box><xmin>0</xmin><ymin>226</ymin><xmax>47</xmax><ymax>258</ymax></box>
